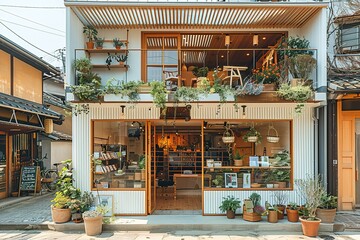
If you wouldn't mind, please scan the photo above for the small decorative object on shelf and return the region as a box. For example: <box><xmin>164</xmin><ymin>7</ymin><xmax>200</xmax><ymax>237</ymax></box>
<box><xmin>95</xmin><ymin>37</ymin><xmax>104</xmax><ymax>49</ymax></box>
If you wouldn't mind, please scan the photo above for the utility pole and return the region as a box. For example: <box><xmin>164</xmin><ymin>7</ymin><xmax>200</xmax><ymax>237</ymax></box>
<box><xmin>55</xmin><ymin>48</ymin><xmax>66</xmax><ymax>73</ymax></box>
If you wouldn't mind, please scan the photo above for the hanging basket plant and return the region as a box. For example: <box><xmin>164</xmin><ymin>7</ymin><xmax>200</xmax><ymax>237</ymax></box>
<box><xmin>222</xmin><ymin>128</ymin><xmax>235</xmax><ymax>144</ymax></box>
<box><xmin>267</xmin><ymin>125</ymin><xmax>280</xmax><ymax>143</ymax></box>
<box><xmin>243</xmin><ymin>127</ymin><xmax>262</xmax><ymax>144</ymax></box>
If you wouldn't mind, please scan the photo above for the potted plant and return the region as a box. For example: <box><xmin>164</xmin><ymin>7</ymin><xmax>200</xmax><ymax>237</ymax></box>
<box><xmin>212</xmin><ymin>175</ymin><xmax>224</xmax><ymax>188</ymax></box>
<box><xmin>51</xmin><ymin>159</ymin><xmax>81</xmax><ymax>223</ymax></box>
<box><xmin>117</xmin><ymin>54</ymin><xmax>128</xmax><ymax>66</ymax></box>
<box><xmin>51</xmin><ymin>192</ymin><xmax>72</xmax><ymax>223</ymax></box>
<box><xmin>83</xmin><ymin>25</ymin><xmax>98</xmax><ymax>49</ymax></box>
<box><xmin>262</xmin><ymin>201</ymin><xmax>281</xmax><ymax>223</ymax></box>
<box><xmin>83</xmin><ymin>205</ymin><xmax>106</xmax><ymax>236</ymax></box>
<box><xmin>150</xmin><ymin>81</ymin><xmax>167</xmax><ymax>114</ymax></box>
<box><xmin>93</xmin><ymin>157</ymin><xmax>103</xmax><ymax>173</ymax></box>
<box><xmin>273</xmin><ymin>169</ymin><xmax>290</xmax><ymax>189</ymax></box>
<box><xmin>192</xmin><ymin>66</ymin><xmax>209</xmax><ymax>89</ymax></box>
<box><xmin>138</xmin><ymin>155</ymin><xmax>146</xmax><ymax>181</ymax></box>
<box><xmin>286</xmin><ymin>54</ymin><xmax>316</xmax><ymax>87</ymax></box>
<box><xmin>233</xmin><ymin>150</ymin><xmax>243</xmax><ymax>167</ymax></box>
<box><xmin>95</xmin><ymin>37</ymin><xmax>104</xmax><ymax>49</ymax></box>
<box><xmin>219</xmin><ymin>196</ymin><xmax>241</xmax><ymax>219</ymax></box>
<box><xmin>113</xmin><ymin>38</ymin><xmax>124</xmax><ymax>49</ymax></box>
<box><xmin>264</xmin><ymin>170</ymin><xmax>276</xmax><ymax>188</ymax></box>
<box><xmin>74</xmin><ymin>58</ymin><xmax>92</xmax><ymax>74</ymax></box>
<box><xmin>296</xmin><ymin>174</ymin><xmax>326</xmax><ymax>237</ymax></box>
<box><xmin>316</xmin><ymin>193</ymin><xmax>337</xmax><ymax>223</ymax></box>
<box><xmin>286</xmin><ymin>202</ymin><xmax>300</xmax><ymax>222</ymax></box>
<box><xmin>277</xmin><ymin>83</ymin><xmax>312</xmax><ymax>113</ymax></box>
<box><xmin>252</xmin><ymin>63</ymin><xmax>280</xmax><ymax>91</ymax></box>
<box><xmin>273</xmin><ymin>191</ymin><xmax>287</xmax><ymax>220</ymax></box>
<box><xmin>242</xmin><ymin>127</ymin><xmax>262</xmax><ymax>144</ymax></box>
<box><xmin>243</xmin><ymin>193</ymin><xmax>264</xmax><ymax>222</ymax></box>
<box><xmin>69</xmin><ymin>191</ymin><xmax>95</xmax><ymax>223</ymax></box>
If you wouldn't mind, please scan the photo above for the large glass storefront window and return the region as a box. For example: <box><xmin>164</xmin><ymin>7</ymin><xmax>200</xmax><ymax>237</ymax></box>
<box><xmin>203</xmin><ymin>120</ymin><xmax>292</xmax><ymax>190</ymax></box>
<box><xmin>92</xmin><ymin>121</ymin><xmax>146</xmax><ymax>190</ymax></box>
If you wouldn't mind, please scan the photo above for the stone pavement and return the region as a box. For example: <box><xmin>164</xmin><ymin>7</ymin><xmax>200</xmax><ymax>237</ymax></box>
<box><xmin>0</xmin><ymin>193</ymin><xmax>358</xmax><ymax>233</ymax></box>
<box><xmin>0</xmin><ymin>230</ymin><xmax>359</xmax><ymax>240</ymax></box>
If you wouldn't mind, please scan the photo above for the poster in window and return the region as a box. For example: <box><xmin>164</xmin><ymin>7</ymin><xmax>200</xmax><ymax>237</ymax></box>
<box><xmin>225</xmin><ymin>173</ymin><xmax>238</xmax><ymax>188</ymax></box>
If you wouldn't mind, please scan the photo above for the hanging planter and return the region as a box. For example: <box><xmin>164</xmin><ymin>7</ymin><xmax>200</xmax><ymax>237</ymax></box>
<box><xmin>267</xmin><ymin>125</ymin><xmax>280</xmax><ymax>143</ymax></box>
<box><xmin>222</xmin><ymin>128</ymin><xmax>235</xmax><ymax>144</ymax></box>
<box><xmin>243</xmin><ymin>127</ymin><xmax>262</xmax><ymax>144</ymax></box>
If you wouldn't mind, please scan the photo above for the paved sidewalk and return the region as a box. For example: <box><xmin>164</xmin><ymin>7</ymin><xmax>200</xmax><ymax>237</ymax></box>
<box><xmin>0</xmin><ymin>193</ymin><xmax>357</xmax><ymax>233</ymax></box>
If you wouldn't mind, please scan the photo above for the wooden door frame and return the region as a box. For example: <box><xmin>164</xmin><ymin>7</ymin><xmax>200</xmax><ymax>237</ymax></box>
<box><xmin>0</xmin><ymin>132</ymin><xmax>8</xmax><ymax>199</ymax></box>
<box><xmin>337</xmin><ymin>100</ymin><xmax>360</xmax><ymax>210</ymax></box>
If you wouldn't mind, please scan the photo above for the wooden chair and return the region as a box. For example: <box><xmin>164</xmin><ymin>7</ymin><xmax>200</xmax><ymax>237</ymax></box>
<box><xmin>222</xmin><ymin>66</ymin><xmax>248</xmax><ymax>87</ymax></box>
<box><xmin>163</xmin><ymin>70</ymin><xmax>180</xmax><ymax>91</ymax></box>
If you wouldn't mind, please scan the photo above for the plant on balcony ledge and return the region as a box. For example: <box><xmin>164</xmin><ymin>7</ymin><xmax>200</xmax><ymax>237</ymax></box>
<box><xmin>103</xmin><ymin>79</ymin><xmax>141</xmax><ymax>104</ymax></box>
<box><xmin>276</xmin><ymin>83</ymin><xmax>312</xmax><ymax>113</ymax></box>
<box><xmin>150</xmin><ymin>81</ymin><xmax>167</xmax><ymax>114</ymax></box>
<box><xmin>71</xmin><ymin>58</ymin><xmax>102</xmax><ymax>102</ymax></box>
<box><xmin>83</xmin><ymin>25</ymin><xmax>98</xmax><ymax>49</ymax></box>
<box><xmin>252</xmin><ymin>63</ymin><xmax>280</xmax><ymax>85</ymax></box>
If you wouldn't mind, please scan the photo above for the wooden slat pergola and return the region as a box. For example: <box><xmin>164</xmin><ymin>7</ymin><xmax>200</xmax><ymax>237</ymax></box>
<box><xmin>65</xmin><ymin>1</ymin><xmax>327</xmax><ymax>29</ymax></box>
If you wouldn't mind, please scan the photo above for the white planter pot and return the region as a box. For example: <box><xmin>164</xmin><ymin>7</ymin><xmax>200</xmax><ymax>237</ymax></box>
<box><xmin>266</xmin><ymin>184</ymin><xmax>274</xmax><ymax>188</ymax></box>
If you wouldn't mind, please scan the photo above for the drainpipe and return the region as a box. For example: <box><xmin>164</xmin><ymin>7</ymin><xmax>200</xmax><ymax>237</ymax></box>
<box><xmin>314</xmin><ymin>105</ymin><xmax>327</xmax><ymax>187</ymax></box>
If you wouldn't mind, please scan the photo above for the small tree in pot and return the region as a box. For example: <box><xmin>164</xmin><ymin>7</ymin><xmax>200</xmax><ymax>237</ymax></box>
<box><xmin>296</xmin><ymin>174</ymin><xmax>326</xmax><ymax>237</ymax></box>
<box><xmin>219</xmin><ymin>196</ymin><xmax>241</xmax><ymax>219</ymax></box>
<box><xmin>83</xmin><ymin>25</ymin><xmax>98</xmax><ymax>49</ymax></box>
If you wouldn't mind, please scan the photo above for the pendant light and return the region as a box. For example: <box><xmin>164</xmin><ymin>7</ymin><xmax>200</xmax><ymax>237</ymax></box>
<box><xmin>253</xmin><ymin>34</ymin><xmax>259</xmax><ymax>47</ymax></box>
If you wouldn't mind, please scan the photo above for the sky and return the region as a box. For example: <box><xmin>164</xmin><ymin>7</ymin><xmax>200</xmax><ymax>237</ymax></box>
<box><xmin>0</xmin><ymin>0</ymin><xmax>66</xmax><ymax>69</ymax></box>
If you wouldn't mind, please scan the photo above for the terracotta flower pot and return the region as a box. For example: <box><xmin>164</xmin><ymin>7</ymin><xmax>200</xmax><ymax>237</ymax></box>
<box><xmin>286</xmin><ymin>208</ymin><xmax>299</xmax><ymax>222</ymax></box>
<box><xmin>277</xmin><ymin>205</ymin><xmax>285</xmax><ymax>220</ymax></box>
<box><xmin>84</xmin><ymin>215</ymin><xmax>103</xmax><ymax>236</ymax></box>
<box><xmin>226</xmin><ymin>210</ymin><xmax>235</xmax><ymax>219</ymax></box>
<box><xmin>300</xmin><ymin>217</ymin><xmax>321</xmax><ymax>237</ymax></box>
<box><xmin>51</xmin><ymin>206</ymin><xmax>71</xmax><ymax>223</ymax></box>
<box><xmin>316</xmin><ymin>208</ymin><xmax>336</xmax><ymax>223</ymax></box>
<box><xmin>86</xmin><ymin>41</ymin><xmax>94</xmax><ymax>49</ymax></box>
<box><xmin>267</xmin><ymin>210</ymin><xmax>278</xmax><ymax>223</ymax></box>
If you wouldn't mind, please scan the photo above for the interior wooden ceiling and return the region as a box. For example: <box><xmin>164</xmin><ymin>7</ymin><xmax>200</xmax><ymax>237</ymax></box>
<box><xmin>147</xmin><ymin>33</ymin><xmax>284</xmax><ymax>69</ymax></box>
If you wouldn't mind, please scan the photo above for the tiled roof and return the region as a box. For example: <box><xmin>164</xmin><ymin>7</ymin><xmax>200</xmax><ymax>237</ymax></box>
<box><xmin>0</xmin><ymin>92</ymin><xmax>63</xmax><ymax>119</ymax></box>
<box><xmin>328</xmin><ymin>74</ymin><xmax>360</xmax><ymax>93</ymax></box>
<box><xmin>42</xmin><ymin>130</ymin><xmax>72</xmax><ymax>141</ymax></box>
<box><xmin>43</xmin><ymin>92</ymin><xmax>71</xmax><ymax>110</ymax></box>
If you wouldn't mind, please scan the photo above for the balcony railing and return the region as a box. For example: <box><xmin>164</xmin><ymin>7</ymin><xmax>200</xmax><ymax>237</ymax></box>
<box><xmin>74</xmin><ymin>48</ymin><xmax>319</xmax><ymax>90</ymax></box>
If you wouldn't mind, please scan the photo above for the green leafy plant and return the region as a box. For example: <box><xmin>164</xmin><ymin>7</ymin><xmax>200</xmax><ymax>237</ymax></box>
<box><xmin>51</xmin><ymin>192</ymin><xmax>71</xmax><ymax>209</ymax></box>
<box><xmin>262</xmin><ymin>201</ymin><xmax>282</xmax><ymax>216</ymax></box>
<box><xmin>219</xmin><ymin>196</ymin><xmax>241</xmax><ymax>213</ymax></box>
<box><xmin>174</xmin><ymin>87</ymin><xmax>201</xmax><ymax>104</ymax></box>
<box><xmin>102</xmin><ymin>79</ymin><xmax>141</xmax><ymax>103</ymax></box>
<box><xmin>252</xmin><ymin>63</ymin><xmax>280</xmax><ymax>84</ymax></box>
<box><xmin>138</xmin><ymin>155</ymin><xmax>146</xmax><ymax>169</ymax></box>
<box><xmin>249</xmin><ymin>193</ymin><xmax>261</xmax><ymax>207</ymax></box>
<box><xmin>83</xmin><ymin>25</ymin><xmax>98</xmax><ymax>42</ymax></box>
<box><xmin>95</xmin><ymin>37</ymin><xmax>104</xmax><ymax>48</ymax></box>
<box><xmin>287</xmin><ymin>202</ymin><xmax>300</xmax><ymax>210</ymax></box>
<box><xmin>74</xmin><ymin>58</ymin><xmax>92</xmax><ymax>74</ymax></box>
<box><xmin>212</xmin><ymin>175</ymin><xmax>224</xmax><ymax>187</ymax></box>
<box><xmin>56</xmin><ymin>159</ymin><xmax>81</xmax><ymax>200</ymax></box>
<box><xmin>192</xmin><ymin>66</ymin><xmax>209</xmax><ymax>78</ymax></box>
<box><xmin>286</xmin><ymin>54</ymin><xmax>316</xmax><ymax>81</ymax></box>
<box><xmin>272</xmin><ymin>150</ymin><xmax>290</xmax><ymax>167</ymax></box>
<box><xmin>242</xmin><ymin>127</ymin><xmax>262</xmax><ymax>144</ymax></box>
<box><xmin>277</xmin><ymin>84</ymin><xmax>312</xmax><ymax>113</ymax></box>
<box><xmin>319</xmin><ymin>193</ymin><xmax>337</xmax><ymax>209</ymax></box>
<box><xmin>233</xmin><ymin>150</ymin><xmax>243</xmax><ymax>160</ymax></box>
<box><xmin>69</xmin><ymin>191</ymin><xmax>95</xmax><ymax>214</ymax></box>
<box><xmin>113</xmin><ymin>38</ymin><xmax>124</xmax><ymax>48</ymax></box>
<box><xmin>264</xmin><ymin>170</ymin><xmax>276</xmax><ymax>183</ymax></box>
<box><xmin>150</xmin><ymin>81</ymin><xmax>167</xmax><ymax>111</ymax></box>
<box><xmin>278</xmin><ymin>36</ymin><xmax>312</xmax><ymax>59</ymax></box>
<box><xmin>273</xmin><ymin>169</ymin><xmax>290</xmax><ymax>182</ymax></box>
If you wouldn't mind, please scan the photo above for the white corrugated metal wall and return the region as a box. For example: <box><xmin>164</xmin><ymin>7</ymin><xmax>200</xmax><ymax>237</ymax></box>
<box><xmin>72</xmin><ymin>101</ymin><xmax>317</xmax><ymax>215</ymax></box>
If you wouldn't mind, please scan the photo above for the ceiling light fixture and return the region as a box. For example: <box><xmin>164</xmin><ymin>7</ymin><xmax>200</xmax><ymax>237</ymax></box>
<box><xmin>253</xmin><ymin>34</ymin><xmax>259</xmax><ymax>47</ymax></box>
<box><xmin>203</xmin><ymin>121</ymin><xmax>208</xmax><ymax>129</ymax></box>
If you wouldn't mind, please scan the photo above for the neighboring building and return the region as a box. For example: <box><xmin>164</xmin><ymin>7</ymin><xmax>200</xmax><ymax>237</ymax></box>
<box><xmin>65</xmin><ymin>0</ymin><xmax>328</xmax><ymax>215</ymax></box>
<box><xmin>0</xmin><ymin>34</ymin><xmax>64</xmax><ymax>199</ymax></box>
<box><xmin>327</xmin><ymin>1</ymin><xmax>360</xmax><ymax>210</ymax></box>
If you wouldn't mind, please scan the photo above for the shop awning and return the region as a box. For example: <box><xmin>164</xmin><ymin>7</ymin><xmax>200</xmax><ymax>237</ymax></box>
<box><xmin>65</xmin><ymin>1</ymin><xmax>327</xmax><ymax>29</ymax></box>
<box><xmin>0</xmin><ymin>92</ymin><xmax>64</xmax><ymax>133</ymax></box>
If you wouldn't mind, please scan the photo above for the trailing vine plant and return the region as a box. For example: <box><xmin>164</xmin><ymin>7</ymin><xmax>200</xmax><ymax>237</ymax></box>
<box><xmin>276</xmin><ymin>83</ymin><xmax>312</xmax><ymax>113</ymax></box>
<box><xmin>150</xmin><ymin>81</ymin><xmax>167</xmax><ymax>115</ymax></box>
